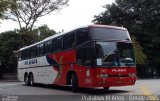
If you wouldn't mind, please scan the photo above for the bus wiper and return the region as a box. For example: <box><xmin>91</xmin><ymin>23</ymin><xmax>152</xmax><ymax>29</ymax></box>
<box><xmin>103</xmin><ymin>47</ymin><xmax>116</xmax><ymax>61</ymax></box>
<box><xmin>108</xmin><ymin>52</ymin><xmax>119</xmax><ymax>67</ymax></box>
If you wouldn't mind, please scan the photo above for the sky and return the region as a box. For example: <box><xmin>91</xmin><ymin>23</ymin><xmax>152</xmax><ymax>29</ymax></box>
<box><xmin>0</xmin><ymin>0</ymin><xmax>115</xmax><ymax>33</ymax></box>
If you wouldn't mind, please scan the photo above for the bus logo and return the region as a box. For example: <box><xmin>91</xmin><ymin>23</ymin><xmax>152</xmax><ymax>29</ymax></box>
<box><xmin>24</xmin><ymin>59</ymin><xmax>37</xmax><ymax>65</ymax></box>
<box><xmin>112</xmin><ymin>69</ymin><xmax>126</xmax><ymax>72</ymax></box>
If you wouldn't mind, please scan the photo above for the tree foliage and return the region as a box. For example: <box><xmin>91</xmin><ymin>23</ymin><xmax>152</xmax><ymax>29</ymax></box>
<box><xmin>0</xmin><ymin>25</ymin><xmax>56</xmax><ymax>73</ymax></box>
<box><xmin>33</xmin><ymin>24</ymin><xmax>56</xmax><ymax>41</ymax></box>
<box><xmin>93</xmin><ymin>0</ymin><xmax>160</xmax><ymax>77</ymax></box>
<box><xmin>132</xmin><ymin>36</ymin><xmax>147</xmax><ymax>64</ymax></box>
<box><xmin>93</xmin><ymin>0</ymin><xmax>160</xmax><ymax>68</ymax></box>
<box><xmin>0</xmin><ymin>0</ymin><xmax>10</xmax><ymax>19</ymax></box>
<box><xmin>0</xmin><ymin>31</ymin><xmax>20</xmax><ymax>73</ymax></box>
<box><xmin>5</xmin><ymin>0</ymin><xmax>69</xmax><ymax>31</ymax></box>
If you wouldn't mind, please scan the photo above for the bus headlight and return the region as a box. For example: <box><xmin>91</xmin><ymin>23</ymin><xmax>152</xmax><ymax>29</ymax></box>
<box><xmin>97</xmin><ymin>74</ymin><xmax>108</xmax><ymax>78</ymax></box>
<box><xmin>129</xmin><ymin>73</ymin><xmax>136</xmax><ymax>77</ymax></box>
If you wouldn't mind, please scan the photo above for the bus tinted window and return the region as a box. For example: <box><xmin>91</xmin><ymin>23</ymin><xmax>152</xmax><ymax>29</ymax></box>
<box><xmin>57</xmin><ymin>37</ymin><xmax>62</xmax><ymax>51</ymax></box>
<box><xmin>44</xmin><ymin>40</ymin><xmax>52</xmax><ymax>54</ymax></box>
<box><xmin>90</xmin><ymin>28</ymin><xmax>131</xmax><ymax>41</ymax></box>
<box><xmin>22</xmin><ymin>49</ymin><xmax>30</xmax><ymax>59</ymax></box>
<box><xmin>21</xmin><ymin>50</ymin><xmax>25</xmax><ymax>59</ymax></box>
<box><xmin>52</xmin><ymin>37</ymin><xmax>62</xmax><ymax>52</ymax></box>
<box><xmin>52</xmin><ymin>39</ymin><xmax>57</xmax><ymax>52</ymax></box>
<box><xmin>76</xmin><ymin>28</ymin><xmax>89</xmax><ymax>46</ymax></box>
<box><xmin>27</xmin><ymin>49</ymin><xmax>30</xmax><ymax>59</ymax></box>
<box><xmin>37</xmin><ymin>44</ymin><xmax>43</xmax><ymax>56</ymax></box>
<box><xmin>63</xmin><ymin>32</ymin><xmax>75</xmax><ymax>50</ymax></box>
<box><xmin>30</xmin><ymin>47</ymin><xmax>37</xmax><ymax>57</ymax></box>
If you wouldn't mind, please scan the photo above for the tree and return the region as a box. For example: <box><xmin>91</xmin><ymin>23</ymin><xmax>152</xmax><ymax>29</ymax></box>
<box><xmin>93</xmin><ymin>0</ymin><xmax>160</xmax><ymax>77</ymax></box>
<box><xmin>0</xmin><ymin>0</ymin><xmax>10</xmax><ymax>19</ymax></box>
<box><xmin>132</xmin><ymin>36</ymin><xmax>146</xmax><ymax>64</ymax></box>
<box><xmin>33</xmin><ymin>24</ymin><xmax>56</xmax><ymax>41</ymax></box>
<box><xmin>93</xmin><ymin>0</ymin><xmax>160</xmax><ymax>30</ymax></box>
<box><xmin>0</xmin><ymin>25</ymin><xmax>56</xmax><ymax>74</ymax></box>
<box><xmin>93</xmin><ymin>2</ymin><xmax>147</xmax><ymax>65</ymax></box>
<box><xmin>5</xmin><ymin>0</ymin><xmax>69</xmax><ymax>31</ymax></box>
<box><xmin>16</xmin><ymin>24</ymin><xmax>56</xmax><ymax>46</ymax></box>
<box><xmin>0</xmin><ymin>31</ymin><xmax>20</xmax><ymax>73</ymax></box>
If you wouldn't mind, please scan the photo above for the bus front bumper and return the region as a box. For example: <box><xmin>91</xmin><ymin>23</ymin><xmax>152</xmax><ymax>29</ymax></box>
<box><xmin>93</xmin><ymin>77</ymin><xmax>136</xmax><ymax>87</ymax></box>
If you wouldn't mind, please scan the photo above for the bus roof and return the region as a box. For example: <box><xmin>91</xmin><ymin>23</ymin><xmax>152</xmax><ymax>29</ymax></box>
<box><xmin>19</xmin><ymin>24</ymin><xmax>127</xmax><ymax>51</ymax></box>
<box><xmin>88</xmin><ymin>24</ymin><xmax>127</xmax><ymax>30</ymax></box>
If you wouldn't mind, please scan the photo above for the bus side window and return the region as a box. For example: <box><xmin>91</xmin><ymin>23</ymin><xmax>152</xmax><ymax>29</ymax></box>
<box><xmin>52</xmin><ymin>37</ymin><xmax>62</xmax><ymax>52</ymax></box>
<box><xmin>30</xmin><ymin>46</ymin><xmax>37</xmax><ymax>58</ymax></box>
<box><xmin>37</xmin><ymin>44</ymin><xmax>43</xmax><ymax>56</ymax></box>
<box><xmin>21</xmin><ymin>50</ymin><xmax>25</xmax><ymax>60</ymax></box>
<box><xmin>77</xmin><ymin>43</ymin><xmax>94</xmax><ymax>66</ymax></box>
<box><xmin>63</xmin><ymin>31</ymin><xmax>75</xmax><ymax>50</ymax></box>
<box><xmin>57</xmin><ymin>37</ymin><xmax>62</xmax><ymax>51</ymax></box>
<box><xmin>44</xmin><ymin>40</ymin><xmax>52</xmax><ymax>54</ymax></box>
<box><xmin>76</xmin><ymin>28</ymin><xmax>89</xmax><ymax>46</ymax></box>
<box><xmin>25</xmin><ymin>49</ymin><xmax>30</xmax><ymax>59</ymax></box>
<box><xmin>52</xmin><ymin>38</ymin><xmax>57</xmax><ymax>52</ymax></box>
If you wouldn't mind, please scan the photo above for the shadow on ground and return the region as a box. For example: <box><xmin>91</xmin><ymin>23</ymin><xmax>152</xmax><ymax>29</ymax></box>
<box><xmin>25</xmin><ymin>83</ymin><xmax>130</xmax><ymax>95</ymax></box>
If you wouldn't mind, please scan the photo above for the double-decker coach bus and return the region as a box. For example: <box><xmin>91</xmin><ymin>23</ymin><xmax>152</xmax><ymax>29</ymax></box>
<box><xmin>17</xmin><ymin>25</ymin><xmax>136</xmax><ymax>92</ymax></box>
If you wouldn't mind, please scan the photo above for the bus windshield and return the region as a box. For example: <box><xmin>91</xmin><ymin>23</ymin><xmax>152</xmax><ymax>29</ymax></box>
<box><xmin>90</xmin><ymin>27</ymin><xmax>131</xmax><ymax>41</ymax></box>
<box><xmin>95</xmin><ymin>42</ymin><xmax>135</xmax><ymax>67</ymax></box>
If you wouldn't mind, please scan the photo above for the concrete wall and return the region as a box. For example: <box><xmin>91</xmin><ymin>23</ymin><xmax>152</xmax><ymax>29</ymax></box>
<box><xmin>2</xmin><ymin>73</ymin><xmax>17</xmax><ymax>80</ymax></box>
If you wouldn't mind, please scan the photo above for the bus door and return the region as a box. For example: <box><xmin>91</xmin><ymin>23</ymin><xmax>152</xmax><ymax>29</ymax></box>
<box><xmin>77</xmin><ymin>45</ymin><xmax>94</xmax><ymax>87</ymax></box>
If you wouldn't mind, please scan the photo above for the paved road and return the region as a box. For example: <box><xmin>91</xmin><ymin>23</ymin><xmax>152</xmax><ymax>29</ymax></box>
<box><xmin>0</xmin><ymin>79</ymin><xmax>159</xmax><ymax>101</ymax></box>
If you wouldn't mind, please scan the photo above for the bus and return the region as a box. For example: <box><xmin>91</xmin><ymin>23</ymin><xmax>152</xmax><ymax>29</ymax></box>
<box><xmin>17</xmin><ymin>24</ymin><xmax>136</xmax><ymax>92</ymax></box>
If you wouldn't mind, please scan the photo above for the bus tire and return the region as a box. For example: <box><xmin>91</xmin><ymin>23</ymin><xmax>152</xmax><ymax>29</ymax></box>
<box><xmin>71</xmin><ymin>74</ymin><xmax>78</xmax><ymax>93</ymax></box>
<box><xmin>29</xmin><ymin>73</ymin><xmax>34</xmax><ymax>86</ymax></box>
<box><xmin>103</xmin><ymin>87</ymin><xmax>110</xmax><ymax>90</ymax></box>
<box><xmin>24</xmin><ymin>74</ymin><xmax>29</xmax><ymax>86</ymax></box>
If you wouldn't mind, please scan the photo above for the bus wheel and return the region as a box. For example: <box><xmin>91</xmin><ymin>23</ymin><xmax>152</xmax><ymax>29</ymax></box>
<box><xmin>29</xmin><ymin>74</ymin><xmax>34</xmax><ymax>86</ymax></box>
<box><xmin>71</xmin><ymin>74</ymin><xmax>78</xmax><ymax>93</ymax></box>
<box><xmin>103</xmin><ymin>87</ymin><xmax>110</xmax><ymax>90</ymax></box>
<box><xmin>24</xmin><ymin>74</ymin><xmax>29</xmax><ymax>86</ymax></box>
